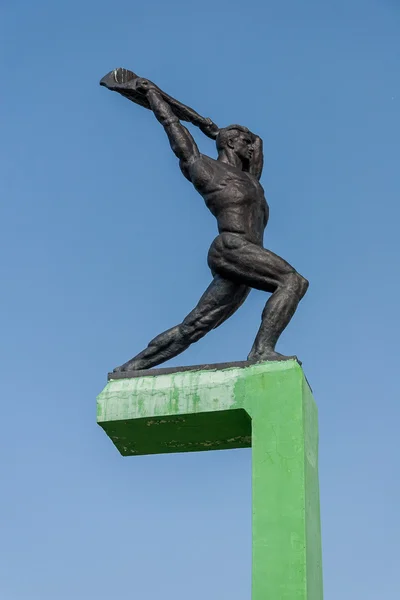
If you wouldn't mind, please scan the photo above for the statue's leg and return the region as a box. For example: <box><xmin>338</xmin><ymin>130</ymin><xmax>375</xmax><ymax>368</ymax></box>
<box><xmin>113</xmin><ymin>276</ymin><xmax>250</xmax><ymax>372</ymax></box>
<box><xmin>208</xmin><ymin>234</ymin><xmax>309</xmax><ymax>361</ymax></box>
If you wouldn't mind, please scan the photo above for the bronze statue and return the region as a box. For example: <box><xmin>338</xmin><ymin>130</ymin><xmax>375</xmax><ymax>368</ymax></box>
<box><xmin>101</xmin><ymin>68</ymin><xmax>309</xmax><ymax>372</ymax></box>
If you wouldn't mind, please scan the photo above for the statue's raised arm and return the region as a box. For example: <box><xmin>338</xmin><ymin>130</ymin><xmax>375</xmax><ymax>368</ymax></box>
<box><xmin>136</xmin><ymin>78</ymin><xmax>201</xmax><ymax>172</ymax></box>
<box><xmin>100</xmin><ymin>67</ymin><xmax>219</xmax><ymax>139</ymax></box>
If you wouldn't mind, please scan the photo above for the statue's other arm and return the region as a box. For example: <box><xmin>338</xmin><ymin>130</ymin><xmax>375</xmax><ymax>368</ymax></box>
<box><xmin>138</xmin><ymin>80</ymin><xmax>200</xmax><ymax>170</ymax></box>
<box><xmin>250</xmin><ymin>135</ymin><xmax>264</xmax><ymax>180</ymax></box>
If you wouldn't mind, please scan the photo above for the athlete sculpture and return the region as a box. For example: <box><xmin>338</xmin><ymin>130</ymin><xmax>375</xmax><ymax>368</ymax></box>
<box><xmin>101</xmin><ymin>68</ymin><xmax>309</xmax><ymax>372</ymax></box>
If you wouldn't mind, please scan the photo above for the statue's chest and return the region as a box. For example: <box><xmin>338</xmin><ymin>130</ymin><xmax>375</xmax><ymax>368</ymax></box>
<box><xmin>222</xmin><ymin>171</ymin><xmax>264</xmax><ymax>201</ymax></box>
<box><xmin>190</xmin><ymin>158</ymin><xmax>263</xmax><ymax>203</ymax></box>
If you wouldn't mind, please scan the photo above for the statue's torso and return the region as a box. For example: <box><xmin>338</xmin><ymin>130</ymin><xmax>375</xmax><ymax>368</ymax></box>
<box><xmin>184</xmin><ymin>155</ymin><xmax>269</xmax><ymax>245</ymax></box>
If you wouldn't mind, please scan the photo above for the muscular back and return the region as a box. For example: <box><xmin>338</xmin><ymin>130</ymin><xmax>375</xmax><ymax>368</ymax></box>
<box><xmin>184</xmin><ymin>155</ymin><xmax>269</xmax><ymax>245</ymax></box>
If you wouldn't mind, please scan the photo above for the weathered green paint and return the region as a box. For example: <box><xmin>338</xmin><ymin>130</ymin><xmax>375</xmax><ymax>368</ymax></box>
<box><xmin>97</xmin><ymin>360</ymin><xmax>323</xmax><ymax>599</ymax></box>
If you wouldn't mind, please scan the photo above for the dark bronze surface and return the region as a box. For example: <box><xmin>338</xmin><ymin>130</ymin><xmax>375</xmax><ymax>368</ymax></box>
<box><xmin>101</xmin><ymin>69</ymin><xmax>309</xmax><ymax>373</ymax></box>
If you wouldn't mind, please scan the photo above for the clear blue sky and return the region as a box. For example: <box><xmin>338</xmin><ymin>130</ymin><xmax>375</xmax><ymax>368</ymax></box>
<box><xmin>1</xmin><ymin>0</ymin><xmax>399</xmax><ymax>598</ymax></box>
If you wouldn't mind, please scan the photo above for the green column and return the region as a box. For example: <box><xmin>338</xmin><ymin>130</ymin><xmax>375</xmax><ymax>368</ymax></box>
<box><xmin>97</xmin><ymin>360</ymin><xmax>323</xmax><ymax>599</ymax></box>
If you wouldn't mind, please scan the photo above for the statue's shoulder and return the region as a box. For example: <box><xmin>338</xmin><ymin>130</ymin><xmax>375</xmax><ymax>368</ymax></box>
<box><xmin>188</xmin><ymin>153</ymin><xmax>218</xmax><ymax>175</ymax></box>
<box><xmin>184</xmin><ymin>154</ymin><xmax>220</xmax><ymax>187</ymax></box>
<box><xmin>190</xmin><ymin>154</ymin><xmax>242</xmax><ymax>182</ymax></box>
<box><xmin>198</xmin><ymin>153</ymin><xmax>218</xmax><ymax>166</ymax></box>
<box><xmin>196</xmin><ymin>154</ymin><xmax>229</xmax><ymax>173</ymax></box>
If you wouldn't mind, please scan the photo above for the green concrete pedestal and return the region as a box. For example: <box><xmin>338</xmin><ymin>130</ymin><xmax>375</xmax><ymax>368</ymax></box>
<box><xmin>97</xmin><ymin>360</ymin><xmax>323</xmax><ymax>599</ymax></box>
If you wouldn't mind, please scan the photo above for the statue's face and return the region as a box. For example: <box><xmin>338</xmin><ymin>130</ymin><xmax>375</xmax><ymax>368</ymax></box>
<box><xmin>230</xmin><ymin>132</ymin><xmax>254</xmax><ymax>165</ymax></box>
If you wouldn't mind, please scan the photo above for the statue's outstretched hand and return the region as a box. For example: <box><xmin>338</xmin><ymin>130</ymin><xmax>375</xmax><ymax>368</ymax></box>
<box><xmin>134</xmin><ymin>78</ymin><xmax>158</xmax><ymax>95</ymax></box>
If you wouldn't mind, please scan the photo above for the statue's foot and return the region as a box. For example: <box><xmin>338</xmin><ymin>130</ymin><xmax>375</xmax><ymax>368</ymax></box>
<box><xmin>113</xmin><ymin>358</ymin><xmax>144</xmax><ymax>373</ymax></box>
<box><xmin>247</xmin><ymin>349</ymin><xmax>300</xmax><ymax>364</ymax></box>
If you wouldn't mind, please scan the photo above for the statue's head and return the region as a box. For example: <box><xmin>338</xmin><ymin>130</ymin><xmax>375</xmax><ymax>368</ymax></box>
<box><xmin>216</xmin><ymin>125</ymin><xmax>255</xmax><ymax>168</ymax></box>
